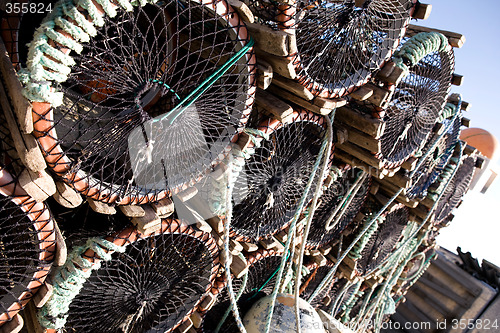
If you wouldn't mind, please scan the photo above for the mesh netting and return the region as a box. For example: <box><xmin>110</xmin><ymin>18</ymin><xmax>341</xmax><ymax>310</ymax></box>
<box><xmin>378</xmin><ymin>37</ymin><xmax>454</xmax><ymax>168</ymax></box>
<box><xmin>300</xmin><ymin>262</ymin><xmax>335</xmax><ymax>309</ymax></box>
<box><xmin>200</xmin><ymin>249</ymin><xmax>283</xmax><ymax>333</ymax></box>
<box><xmin>230</xmin><ymin>111</ymin><xmax>327</xmax><ymax>242</ymax></box>
<box><xmin>292</xmin><ymin>0</ymin><xmax>415</xmax><ymax>98</ymax></box>
<box><xmin>244</xmin><ymin>0</ymin><xmax>415</xmax><ymax>98</ymax></box>
<box><xmin>356</xmin><ymin>204</ymin><xmax>409</xmax><ymax>275</ymax></box>
<box><xmin>406</xmin><ymin>110</ymin><xmax>461</xmax><ymax>199</ymax></box>
<box><xmin>0</xmin><ymin>108</ymin><xmax>56</xmax><ymax>324</ymax></box>
<box><xmin>434</xmin><ymin>156</ymin><xmax>475</xmax><ymax>223</ymax></box>
<box><xmin>55</xmin><ymin>219</ymin><xmax>219</xmax><ymax>332</ymax></box>
<box><xmin>306</xmin><ymin>165</ymin><xmax>371</xmax><ymax>249</ymax></box>
<box><xmin>18</xmin><ymin>0</ymin><xmax>255</xmax><ymax>205</ymax></box>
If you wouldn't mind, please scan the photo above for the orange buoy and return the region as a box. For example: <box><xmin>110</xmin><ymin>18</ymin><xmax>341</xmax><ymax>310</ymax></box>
<box><xmin>460</xmin><ymin>128</ymin><xmax>500</xmax><ymax>162</ymax></box>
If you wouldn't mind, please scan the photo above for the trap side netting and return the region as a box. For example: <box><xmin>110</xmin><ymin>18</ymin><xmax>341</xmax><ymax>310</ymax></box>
<box><xmin>200</xmin><ymin>249</ymin><xmax>283</xmax><ymax>333</ymax></box>
<box><xmin>378</xmin><ymin>32</ymin><xmax>455</xmax><ymax>168</ymax></box>
<box><xmin>300</xmin><ymin>262</ymin><xmax>335</xmax><ymax>309</ymax></box>
<box><xmin>0</xmin><ymin>106</ymin><xmax>56</xmax><ymax>324</ymax></box>
<box><xmin>406</xmin><ymin>103</ymin><xmax>461</xmax><ymax>199</ymax></box>
<box><xmin>305</xmin><ymin>164</ymin><xmax>371</xmax><ymax>249</ymax></box>
<box><xmin>40</xmin><ymin>219</ymin><xmax>219</xmax><ymax>332</ymax></box>
<box><xmin>230</xmin><ymin>110</ymin><xmax>328</xmax><ymax>242</ymax></box>
<box><xmin>292</xmin><ymin>0</ymin><xmax>416</xmax><ymax>98</ymax></box>
<box><xmin>433</xmin><ymin>155</ymin><xmax>476</xmax><ymax>224</ymax></box>
<box><xmin>19</xmin><ymin>0</ymin><xmax>256</xmax><ymax>205</ymax></box>
<box><xmin>349</xmin><ymin>202</ymin><xmax>409</xmax><ymax>275</ymax></box>
<box><xmin>243</xmin><ymin>0</ymin><xmax>415</xmax><ymax>98</ymax></box>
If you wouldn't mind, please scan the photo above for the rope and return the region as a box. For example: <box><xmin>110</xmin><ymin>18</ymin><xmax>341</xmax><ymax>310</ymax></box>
<box><xmin>223</xmin><ymin>154</ymin><xmax>247</xmax><ymax>333</ymax></box>
<box><xmin>214</xmin><ymin>267</ymin><xmax>248</xmax><ymax>333</ymax></box>
<box><xmin>393</xmin><ymin>32</ymin><xmax>449</xmax><ymax>75</ymax></box>
<box><xmin>347</xmin><ymin>215</ymin><xmax>383</xmax><ymax>260</ymax></box>
<box><xmin>293</xmin><ymin>110</ymin><xmax>335</xmax><ymax>333</ymax></box>
<box><xmin>437</xmin><ymin>103</ymin><xmax>458</xmax><ymax>123</ymax></box>
<box><xmin>38</xmin><ymin>238</ymin><xmax>127</xmax><ymax>330</ymax></box>
<box><xmin>210</xmin><ymin>128</ymin><xmax>270</xmax><ymax>216</ymax></box>
<box><xmin>263</xmin><ymin>113</ymin><xmax>333</xmax><ymax>333</ymax></box>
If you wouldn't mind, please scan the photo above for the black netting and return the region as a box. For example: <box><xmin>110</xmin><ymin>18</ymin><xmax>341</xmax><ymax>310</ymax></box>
<box><xmin>0</xmin><ymin>104</ymin><xmax>56</xmax><ymax>324</ymax></box>
<box><xmin>406</xmin><ymin>113</ymin><xmax>461</xmax><ymax>199</ymax></box>
<box><xmin>242</xmin><ymin>0</ymin><xmax>414</xmax><ymax>98</ymax></box>
<box><xmin>201</xmin><ymin>251</ymin><xmax>283</xmax><ymax>333</ymax></box>
<box><xmin>19</xmin><ymin>0</ymin><xmax>254</xmax><ymax>205</ymax></box>
<box><xmin>323</xmin><ymin>277</ymin><xmax>351</xmax><ymax>314</ymax></box>
<box><xmin>300</xmin><ymin>264</ymin><xmax>334</xmax><ymax>309</ymax></box>
<box><xmin>62</xmin><ymin>221</ymin><xmax>219</xmax><ymax>333</ymax></box>
<box><xmin>294</xmin><ymin>0</ymin><xmax>414</xmax><ymax>98</ymax></box>
<box><xmin>231</xmin><ymin>111</ymin><xmax>327</xmax><ymax>242</ymax></box>
<box><xmin>306</xmin><ymin>165</ymin><xmax>370</xmax><ymax>249</ymax></box>
<box><xmin>379</xmin><ymin>38</ymin><xmax>454</xmax><ymax>168</ymax></box>
<box><xmin>434</xmin><ymin>156</ymin><xmax>475</xmax><ymax>223</ymax></box>
<box><xmin>357</xmin><ymin>205</ymin><xmax>408</xmax><ymax>274</ymax></box>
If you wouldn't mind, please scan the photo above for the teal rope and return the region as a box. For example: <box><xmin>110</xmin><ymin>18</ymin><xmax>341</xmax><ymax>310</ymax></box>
<box><xmin>38</xmin><ymin>238</ymin><xmax>127</xmax><ymax>329</ymax></box>
<box><xmin>348</xmin><ymin>215</ymin><xmax>383</xmax><ymax>260</ymax></box>
<box><xmin>437</xmin><ymin>103</ymin><xmax>458</xmax><ymax>123</ymax></box>
<box><xmin>157</xmin><ymin>39</ymin><xmax>255</xmax><ymax>125</ymax></box>
<box><xmin>393</xmin><ymin>32</ymin><xmax>449</xmax><ymax>75</ymax></box>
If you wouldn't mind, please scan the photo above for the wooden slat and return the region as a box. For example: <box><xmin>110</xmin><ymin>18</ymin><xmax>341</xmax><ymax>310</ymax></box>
<box><xmin>87</xmin><ymin>198</ymin><xmax>116</xmax><ymax>215</ymax></box>
<box><xmin>19</xmin><ymin>169</ymin><xmax>56</xmax><ymax>203</ymax></box>
<box><xmin>412</xmin><ymin>3</ymin><xmax>432</xmax><ymax>20</ymax></box>
<box><xmin>53</xmin><ymin>181</ymin><xmax>83</xmax><ymax>208</ymax></box>
<box><xmin>272</xmin><ymin>75</ymin><xmax>314</xmax><ymax>101</ymax></box>
<box><xmin>0</xmin><ymin>79</ymin><xmax>46</xmax><ymax>172</ymax></box>
<box><xmin>119</xmin><ymin>205</ymin><xmax>146</xmax><ymax>218</ymax></box>
<box><xmin>0</xmin><ymin>37</ymin><xmax>33</xmax><ymax>133</ymax></box>
<box><xmin>255</xmin><ymin>88</ymin><xmax>293</xmax><ymax>120</ymax></box>
<box><xmin>407</xmin><ymin>24</ymin><xmax>465</xmax><ymax>48</ymax></box>
<box><xmin>256</xmin><ymin>60</ymin><xmax>273</xmax><ymax>90</ymax></box>
<box><xmin>335</xmin><ymin>106</ymin><xmax>386</xmax><ymax>138</ymax></box>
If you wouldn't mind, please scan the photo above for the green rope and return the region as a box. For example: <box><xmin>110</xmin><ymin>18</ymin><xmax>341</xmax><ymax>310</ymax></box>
<box><xmin>393</xmin><ymin>32</ymin><xmax>449</xmax><ymax>75</ymax></box>
<box><xmin>159</xmin><ymin>38</ymin><xmax>254</xmax><ymax>125</ymax></box>
<box><xmin>38</xmin><ymin>238</ymin><xmax>127</xmax><ymax>329</ymax></box>
<box><xmin>437</xmin><ymin>103</ymin><xmax>458</xmax><ymax>123</ymax></box>
<box><xmin>348</xmin><ymin>215</ymin><xmax>383</xmax><ymax>260</ymax></box>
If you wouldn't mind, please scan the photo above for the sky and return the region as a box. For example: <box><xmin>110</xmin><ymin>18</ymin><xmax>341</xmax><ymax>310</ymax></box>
<box><xmin>418</xmin><ymin>0</ymin><xmax>500</xmax><ymax>267</ymax></box>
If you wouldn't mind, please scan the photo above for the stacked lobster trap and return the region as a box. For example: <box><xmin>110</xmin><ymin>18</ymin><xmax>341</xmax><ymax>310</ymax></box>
<box><xmin>0</xmin><ymin>0</ymin><xmax>484</xmax><ymax>332</ymax></box>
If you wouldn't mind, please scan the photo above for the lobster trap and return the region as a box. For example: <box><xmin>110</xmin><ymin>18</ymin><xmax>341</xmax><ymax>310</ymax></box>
<box><xmin>305</xmin><ymin>163</ymin><xmax>371</xmax><ymax>250</ymax></box>
<box><xmin>244</xmin><ymin>0</ymin><xmax>416</xmax><ymax>99</ymax></box>
<box><xmin>199</xmin><ymin>248</ymin><xmax>283</xmax><ymax>333</ymax></box>
<box><xmin>38</xmin><ymin>218</ymin><xmax>219</xmax><ymax>332</ymax></box>
<box><xmin>0</xmin><ymin>107</ymin><xmax>56</xmax><ymax>327</ymax></box>
<box><xmin>229</xmin><ymin>110</ymin><xmax>328</xmax><ymax>242</ymax></box>
<box><xmin>3</xmin><ymin>0</ymin><xmax>256</xmax><ymax>206</ymax></box>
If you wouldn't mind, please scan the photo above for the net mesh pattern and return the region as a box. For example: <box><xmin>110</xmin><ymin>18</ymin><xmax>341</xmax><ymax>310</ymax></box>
<box><xmin>306</xmin><ymin>165</ymin><xmax>371</xmax><ymax>249</ymax></box>
<box><xmin>357</xmin><ymin>205</ymin><xmax>408</xmax><ymax>274</ymax></box>
<box><xmin>434</xmin><ymin>156</ymin><xmax>475</xmax><ymax>223</ymax></box>
<box><xmin>322</xmin><ymin>277</ymin><xmax>352</xmax><ymax>314</ymax></box>
<box><xmin>293</xmin><ymin>0</ymin><xmax>415</xmax><ymax>98</ymax></box>
<box><xmin>61</xmin><ymin>220</ymin><xmax>219</xmax><ymax>333</ymax></box>
<box><xmin>300</xmin><ymin>263</ymin><xmax>335</xmax><ymax>309</ymax></box>
<box><xmin>18</xmin><ymin>0</ymin><xmax>255</xmax><ymax>205</ymax></box>
<box><xmin>230</xmin><ymin>111</ymin><xmax>327</xmax><ymax>242</ymax></box>
<box><xmin>406</xmin><ymin>114</ymin><xmax>461</xmax><ymax>199</ymax></box>
<box><xmin>200</xmin><ymin>250</ymin><xmax>283</xmax><ymax>333</ymax></box>
<box><xmin>0</xmin><ymin>102</ymin><xmax>55</xmax><ymax>324</ymax></box>
<box><xmin>378</xmin><ymin>38</ymin><xmax>455</xmax><ymax>168</ymax></box>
